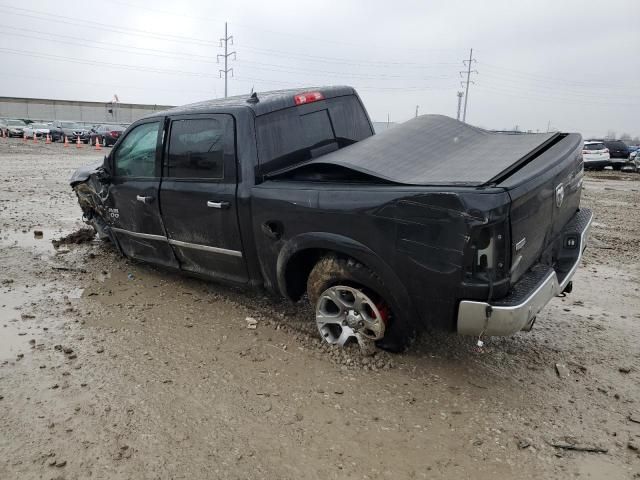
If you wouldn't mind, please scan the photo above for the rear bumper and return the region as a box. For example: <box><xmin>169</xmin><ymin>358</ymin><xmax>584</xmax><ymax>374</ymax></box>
<box><xmin>457</xmin><ymin>208</ymin><xmax>593</xmax><ymax>336</ymax></box>
<box><xmin>583</xmin><ymin>160</ymin><xmax>609</xmax><ymax>169</ymax></box>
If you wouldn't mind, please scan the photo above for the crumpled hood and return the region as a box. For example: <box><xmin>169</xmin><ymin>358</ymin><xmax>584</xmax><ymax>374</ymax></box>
<box><xmin>69</xmin><ymin>158</ymin><xmax>105</xmax><ymax>186</ymax></box>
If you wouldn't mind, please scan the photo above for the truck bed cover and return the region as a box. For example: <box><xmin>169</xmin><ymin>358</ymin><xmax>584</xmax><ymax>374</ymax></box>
<box><xmin>294</xmin><ymin>115</ymin><xmax>560</xmax><ymax>186</ymax></box>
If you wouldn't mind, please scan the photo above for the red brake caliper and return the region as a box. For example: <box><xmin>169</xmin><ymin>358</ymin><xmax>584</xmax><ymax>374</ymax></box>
<box><xmin>376</xmin><ymin>302</ymin><xmax>391</xmax><ymax>325</ymax></box>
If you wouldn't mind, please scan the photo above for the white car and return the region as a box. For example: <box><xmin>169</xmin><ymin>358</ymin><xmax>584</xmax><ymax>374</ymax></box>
<box><xmin>582</xmin><ymin>141</ymin><xmax>610</xmax><ymax>170</ymax></box>
<box><xmin>23</xmin><ymin>123</ymin><xmax>51</xmax><ymax>138</ymax></box>
<box><xmin>630</xmin><ymin>149</ymin><xmax>639</xmax><ymax>171</ymax></box>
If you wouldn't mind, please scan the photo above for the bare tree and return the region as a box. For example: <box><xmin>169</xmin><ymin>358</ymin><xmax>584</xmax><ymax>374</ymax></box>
<box><xmin>605</xmin><ymin>130</ymin><xmax>616</xmax><ymax>140</ymax></box>
<box><xmin>620</xmin><ymin>132</ymin><xmax>631</xmax><ymax>141</ymax></box>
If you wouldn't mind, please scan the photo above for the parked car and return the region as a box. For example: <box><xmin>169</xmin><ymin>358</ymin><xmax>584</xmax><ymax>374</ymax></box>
<box><xmin>23</xmin><ymin>123</ymin><xmax>51</xmax><ymax>138</ymax></box>
<box><xmin>69</xmin><ymin>86</ymin><xmax>592</xmax><ymax>352</ymax></box>
<box><xmin>89</xmin><ymin>124</ymin><xmax>125</xmax><ymax>147</ymax></box>
<box><xmin>582</xmin><ymin>141</ymin><xmax>610</xmax><ymax>170</ymax></box>
<box><xmin>628</xmin><ymin>149</ymin><xmax>639</xmax><ymax>171</ymax></box>
<box><xmin>598</xmin><ymin>140</ymin><xmax>631</xmax><ymax>169</ymax></box>
<box><xmin>50</xmin><ymin>121</ymin><xmax>90</xmax><ymax>143</ymax></box>
<box><xmin>5</xmin><ymin>119</ymin><xmax>27</xmax><ymax>137</ymax></box>
<box><xmin>0</xmin><ymin>118</ymin><xmax>8</xmax><ymax>137</ymax></box>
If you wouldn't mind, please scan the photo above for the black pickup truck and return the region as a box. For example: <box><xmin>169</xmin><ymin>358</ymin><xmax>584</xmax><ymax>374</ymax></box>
<box><xmin>70</xmin><ymin>86</ymin><xmax>592</xmax><ymax>352</ymax></box>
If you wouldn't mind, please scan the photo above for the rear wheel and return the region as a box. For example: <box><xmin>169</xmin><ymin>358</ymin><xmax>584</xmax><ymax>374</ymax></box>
<box><xmin>307</xmin><ymin>255</ymin><xmax>405</xmax><ymax>353</ymax></box>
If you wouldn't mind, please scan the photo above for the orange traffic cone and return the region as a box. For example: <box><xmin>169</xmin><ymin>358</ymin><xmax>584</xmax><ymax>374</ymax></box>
<box><xmin>33</xmin><ymin>133</ymin><xmax>38</xmax><ymax>144</ymax></box>
<box><xmin>64</xmin><ymin>136</ymin><xmax>69</xmax><ymax>148</ymax></box>
<box><xmin>94</xmin><ymin>136</ymin><xmax>102</xmax><ymax>151</ymax></box>
<box><xmin>45</xmin><ymin>134</ymin><xmax>51</xmax><ymax>144</ymax></box>
<box><xmin>76</xmin><ymin>136</ymin><xmax>82</xmax><ymax>148</ymax></box>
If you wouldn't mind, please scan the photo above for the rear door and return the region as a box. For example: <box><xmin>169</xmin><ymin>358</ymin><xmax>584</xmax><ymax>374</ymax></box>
<box><xmin>159</xmin><ymin>114</ymin><xmax>248</xmax><ymax>284</ymax></box>
<box><xmin>107</xmin><ymin>119</ymin><xmax>179</xmax><ymax>268</ymax></box>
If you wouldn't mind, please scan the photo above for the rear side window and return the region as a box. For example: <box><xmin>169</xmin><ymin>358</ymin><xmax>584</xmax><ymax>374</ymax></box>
<box><xmin>166</xmin><ymin>116</ymin><xmax>234</xmax><ymax>179</ymax></box>
<box><xmin>256</xmin><ymin>95</ymin><xmax>373</xmax><ymax>173</ymax></box>
<box><xmin>584</xmin><ymin>143</ymin><xmax>605</xmax><ymax>150</ymax></box>
<box><xmin>114</xmin><ymin>122</ymin><xmax>160</xmax><ymax>177</ymax></box>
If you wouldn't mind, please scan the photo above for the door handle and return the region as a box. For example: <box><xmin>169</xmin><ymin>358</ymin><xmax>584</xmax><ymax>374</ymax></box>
<box><xmin>136</xmin><ymin>195</ymin><xmax>153</xmax><ymax>204</ymax></box>
<box><xmin>207</xmin><ymin>201</ymin><xmax>230</xmax><ymax>209</ymax></box>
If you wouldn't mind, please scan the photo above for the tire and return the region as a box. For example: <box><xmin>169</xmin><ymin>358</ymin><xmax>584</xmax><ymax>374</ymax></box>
<box><xmin>307</xmin><ymin>255</ymin><xmax>411</xmax><ymax>352</ymax></box>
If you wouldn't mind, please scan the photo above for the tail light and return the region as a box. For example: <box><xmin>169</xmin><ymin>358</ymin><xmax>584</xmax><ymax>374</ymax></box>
<box><xmin>582</xmin><ymin>150</ymin><xmax>588</xmax><ymax>154</ymax></box>
<box><xmin>464</xmin><ymin>221</ymin><xmax>508</xmax><ymax>281</ymax></box>
<box><xmin>294</xmin><ymin>91</ymin><xmax>324</xmax><ymax>105</ymax></box>
<box><xmin>604</xmin><ymin>148</ymin><xmax>609</xmax><ymax>153</ymax></box>
<box><xmin>110</xmin><ymin>131</ymin><xmax>120</xmax><ymax>137</ymax></box>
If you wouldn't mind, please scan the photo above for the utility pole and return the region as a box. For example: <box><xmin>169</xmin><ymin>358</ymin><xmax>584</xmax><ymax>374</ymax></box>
<box><xmin>415</xmin><ymin>105</ymin><xmax>419</xmax><ymax>118</ymax></box>
<box><xmin>456</xmin><ymin>91</ymin><xmax>464</xmax><ymax>121</ymax></box>
<box><xmin>217</xmin><ymin>22</ymin><xmax>236</xmax><ymax>98</ymax></box>
<box><xmin>459</xmin><ymin>48</ymin><xmax>477</xmax><ymax>123</ymax></box>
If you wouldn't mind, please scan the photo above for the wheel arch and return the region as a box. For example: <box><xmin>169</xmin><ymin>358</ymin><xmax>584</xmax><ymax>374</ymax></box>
<box><xmin>276</xmin><ymin>233</ymin><xmax>415</xmax><ymax>319</ymax></box>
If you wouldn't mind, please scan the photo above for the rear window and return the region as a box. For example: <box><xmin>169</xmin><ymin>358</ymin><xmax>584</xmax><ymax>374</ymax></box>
<box><xmin>584</xmin><ymin>143</ymin><xmax>605</xmax><ymax>150</ymax></box>
<box><xmin>256</xmin><ymin>95</ymin><xmax>373</xmax><ymax>174</ymax></box>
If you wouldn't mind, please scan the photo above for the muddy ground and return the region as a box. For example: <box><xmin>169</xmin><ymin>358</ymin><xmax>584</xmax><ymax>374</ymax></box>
<box><xmin>0</xmin><ymin>137</ymin><xmax>639</xmax><ymax>480</ymax></box>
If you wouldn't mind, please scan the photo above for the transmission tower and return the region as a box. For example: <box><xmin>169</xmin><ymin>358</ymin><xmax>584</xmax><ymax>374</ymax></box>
<box><xmin>459</xmin><ymin>48</ymin><xmax>478</xmax><ymax>123</ymax></box>
<box><xmin>217</xmin><ymin>22</ymin><xmax>236</xmax><ymax>98</ymax></box>
<box><xmin>456</xmin><ymin>91</ymin><xmax>464</xmax><ymax>121</ymax></box>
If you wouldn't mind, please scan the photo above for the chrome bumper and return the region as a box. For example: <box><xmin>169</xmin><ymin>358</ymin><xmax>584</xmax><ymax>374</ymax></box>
<box><xmin>457</xmin><ymin>209</ymin><xmax>593</xmax><ymax>336</ymax></box>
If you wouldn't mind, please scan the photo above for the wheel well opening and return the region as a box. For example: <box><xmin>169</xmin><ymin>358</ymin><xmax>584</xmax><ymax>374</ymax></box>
<box><xmin>284</xmin><ymin>248</ymin><xmax>329</xmax><ymax>301</ymax></box>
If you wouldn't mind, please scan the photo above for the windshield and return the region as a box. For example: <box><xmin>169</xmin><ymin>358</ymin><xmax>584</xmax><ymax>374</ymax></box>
<box><xmin>31</xmin><ymin>123</ymin><xmax>47</xmax><ymax>129</ymax></box>
<box><xmin>584</xmin><ymin>143</ymin><xmax>606</xmax><ymax>150</ymax></box>
<box><xmin>60</xmin><ymin>122</ymin><xmax>79</xmax><ymax>128</ymax></box>
<box><xmin>8</xmin><ymin>119</ymin><xmax>26</xmax><ymax>126</ymax></box>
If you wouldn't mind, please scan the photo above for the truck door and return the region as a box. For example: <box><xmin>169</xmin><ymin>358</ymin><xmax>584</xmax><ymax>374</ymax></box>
<box><xmin>107</xmin><ymin>119</ymin><xmax>178</xmax><ymax>268</ymax></box>
<box><xmin>159</xmin><ymin>114</ymin><xmax>248</xmax><ymax>284</ymax></box>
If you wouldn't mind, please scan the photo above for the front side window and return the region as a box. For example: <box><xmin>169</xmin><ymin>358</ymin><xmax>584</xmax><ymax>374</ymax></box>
<box><xmin>166</xmin><ymin>116</ymin><xmax>233</xmax><ymax>179</ymax></box>
<box><xmin>113</xmin><ymin>122</ymin><xmax>160</xmax><ymax>177</ymax></box>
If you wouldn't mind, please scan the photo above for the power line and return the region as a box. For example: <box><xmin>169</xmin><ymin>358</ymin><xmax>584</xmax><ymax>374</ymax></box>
<box><xmin>217</xmin><ymin>22</ymin><xmax>236</xmax><ymax>97</ymax></box>
<box><xmin>0</xmin><ymin>5</ymin><xmax>463</xmax><ymax>69</ymax></box>
<box><xmin>0</xmin><ymin>6</ymin><xmax>217</xmax><ymax>46</ymax></box>
<box><xmin>459</xmin><ymin>48</ymin><xmax>477</xmax><ymax>122</ymax></box>
<box><xmin>0</xmin><ymin>26</ymin><xmax>457</xmax><ymax>81</ymax></box>
<box><xmin>0</xmin><ymin>47</ymin><xmax>220</xmax><ymax>78</ymax></box>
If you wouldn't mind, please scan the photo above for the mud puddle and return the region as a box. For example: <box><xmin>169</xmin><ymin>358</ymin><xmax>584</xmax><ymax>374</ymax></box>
<box><xmin>0</xmin><ymin>228</ymin><xmax>62</xmax><ymax>255</ymax></box>
<box><xmin>0</xmin><ymin>283</ymin><xmax>83</xmax><ymax>361</ymax></box>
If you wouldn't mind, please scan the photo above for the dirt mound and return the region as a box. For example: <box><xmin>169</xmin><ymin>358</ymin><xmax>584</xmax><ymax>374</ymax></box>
<box><xmin>52</xmin><ymin>227</ymin><xmax>96</xmax><ymax>248</ymax></box>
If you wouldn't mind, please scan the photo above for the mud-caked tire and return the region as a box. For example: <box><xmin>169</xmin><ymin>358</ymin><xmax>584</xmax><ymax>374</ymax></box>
<box><xmin>307</xmin><ymin>255</ymin><xmax>412</xmax><ymax>353</ymax></box>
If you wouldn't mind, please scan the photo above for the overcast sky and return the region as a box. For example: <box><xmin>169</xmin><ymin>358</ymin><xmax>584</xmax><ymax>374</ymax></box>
<box><xmin>1</xmin><ymin>0</ymin><xmax>638</xmax><ymax>137</ymax></box>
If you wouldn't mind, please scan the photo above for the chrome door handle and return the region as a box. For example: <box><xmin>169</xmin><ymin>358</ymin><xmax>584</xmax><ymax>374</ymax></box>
<box><xmin>207</xmin><ymin>201</ymin><xmax>230</xmax><ymax>209</ymax></box>
<box><xmin>136</xmin><ymin>195</ymin><xmax>153</xmax><ymax>204</ymax></box>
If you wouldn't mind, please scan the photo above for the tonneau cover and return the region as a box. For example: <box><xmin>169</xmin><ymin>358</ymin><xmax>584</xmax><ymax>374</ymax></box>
<box><xmin>293</xmin><ymin>115</ymin><xmax>560</xmax><ymax>186</ymax></box>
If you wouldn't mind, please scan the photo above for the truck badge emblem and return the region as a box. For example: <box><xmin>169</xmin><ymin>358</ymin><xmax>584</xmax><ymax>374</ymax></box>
<box><xmin>555</xmin><ymin>183</ymin><xmax>565</xmax><ymax>208</ymax></box>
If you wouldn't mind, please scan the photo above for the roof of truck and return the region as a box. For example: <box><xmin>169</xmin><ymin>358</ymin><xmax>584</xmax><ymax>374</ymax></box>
<box><xmin>153</xmin><ymin>85</ymin><xmax>357</xmax><ymax>118</ymax></box>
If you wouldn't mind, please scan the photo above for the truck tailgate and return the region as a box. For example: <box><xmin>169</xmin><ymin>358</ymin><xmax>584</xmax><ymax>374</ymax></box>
<box><xmin>498</xmin><ymin>133</ymin><xmax>584</xmax><ymax>283</ymax></box>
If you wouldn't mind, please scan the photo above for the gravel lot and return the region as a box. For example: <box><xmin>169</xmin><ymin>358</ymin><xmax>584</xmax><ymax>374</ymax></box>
<box><xmin>1</xmin><ymin>137</ymin><xmax>639</xmax><ymax>479</ymax></box>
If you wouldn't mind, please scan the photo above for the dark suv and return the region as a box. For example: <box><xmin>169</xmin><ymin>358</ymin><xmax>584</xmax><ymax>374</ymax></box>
<box><xmin>601</xmin><ymin>140</ymin><xmax>630</xmax><ymax>168</ymax></box>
